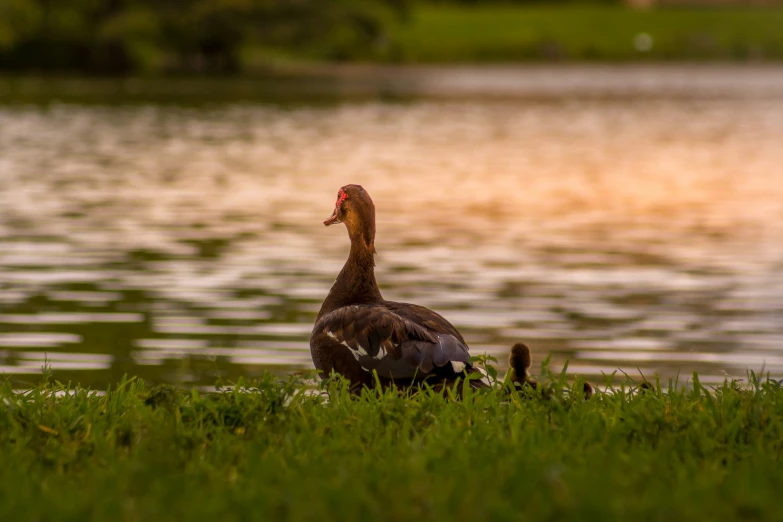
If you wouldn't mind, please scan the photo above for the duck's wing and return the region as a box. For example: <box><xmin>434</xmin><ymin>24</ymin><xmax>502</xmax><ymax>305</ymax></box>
<box><xmin>382</xmin><ymin>301</ymin><xmax>468</xmax><ymax>345</ymax></box>
<box><xmin>311</xmin><ymin>303</ymin><xmax>472</xmax><ymax>379</ymax></box>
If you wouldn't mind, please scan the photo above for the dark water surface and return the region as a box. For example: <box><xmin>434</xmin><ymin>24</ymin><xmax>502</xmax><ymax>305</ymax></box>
<box><xmin>1</xmin><ymin>67</ymin><xmax>782</xmax><ymax>388</ymax></box>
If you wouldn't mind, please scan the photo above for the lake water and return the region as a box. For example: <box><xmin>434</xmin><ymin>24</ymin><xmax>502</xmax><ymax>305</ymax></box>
<box><xmin>1</xmin><ymin>66</ymin><xmax>782</xmax><ymax>388</ymax></box>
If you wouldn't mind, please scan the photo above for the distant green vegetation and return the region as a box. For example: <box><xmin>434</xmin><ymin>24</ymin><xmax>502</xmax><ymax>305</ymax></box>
<box><xmin>389</xmin><ymin>5</ymin><xmax>783</xmax><ymax>62</ymax></box>
<box><xmin>2</xmin><ymin>2</ymin><xmax>783</xmax><ymax>73</ymax></box>
<box><xmin>0</xmin><ymin>0</ymin><xmax>407</xmax><ymax>73</ymax></box>
<box><xmin>3</xmin><ymin>370</ymin><xmax>783</xmax><ymax>521</ymax></box>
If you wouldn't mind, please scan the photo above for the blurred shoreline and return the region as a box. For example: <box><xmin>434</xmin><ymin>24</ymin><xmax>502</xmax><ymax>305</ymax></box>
<box><xmin>2</xmin><ymin>64</ymin><xmax>783</xmax><ymax>105</ymax></box>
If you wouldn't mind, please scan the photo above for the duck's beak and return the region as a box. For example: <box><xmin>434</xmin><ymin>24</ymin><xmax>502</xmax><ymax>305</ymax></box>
<box><xmin>323</xmin><ymin>208</ymin><xmax>341</xmax><ymax>226</ymax></box>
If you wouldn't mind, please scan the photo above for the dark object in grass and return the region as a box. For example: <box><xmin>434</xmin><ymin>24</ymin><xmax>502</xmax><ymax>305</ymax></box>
<box><xmin>144</xmin><ymin>386</ymin><xmax>179</xmax><ymax>411</ymax></box>
<box><xmin>638</xmin><ymin>380</ymin><xmax>656</xmax><ymax>392</ymax></box>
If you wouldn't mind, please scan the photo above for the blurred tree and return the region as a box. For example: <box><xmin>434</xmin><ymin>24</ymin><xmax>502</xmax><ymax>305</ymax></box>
<box><xmin>0</xmin><ymin>0</ymin><xmax>409</xmax><ymax>73</ymax></box>
<box><xmin>425</xmin><ymin>0</ymin><xmax>619</xmax><ymax>4</ymax></box>
<box><xmin>0</xmin><ymin>0</ymin><xmax>42</xmax><ymax>50</ymax></box>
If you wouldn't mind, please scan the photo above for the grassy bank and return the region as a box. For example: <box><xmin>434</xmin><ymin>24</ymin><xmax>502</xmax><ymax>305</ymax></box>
<box><xmin>2</xmin><ymin>371</ymin><xmax>783</xmax><ymax>521</ymax></box>
<box><xmin>387</xmin><ymin>5</ymin><xmax>783</xmax><ymax>62</ymax></box>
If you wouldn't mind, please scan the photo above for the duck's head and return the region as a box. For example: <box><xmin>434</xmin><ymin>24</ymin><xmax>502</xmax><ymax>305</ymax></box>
<box><xmin>324</xmin><ymin>184</ymin><xmax>376</xmax><ymax>250</ymax></box>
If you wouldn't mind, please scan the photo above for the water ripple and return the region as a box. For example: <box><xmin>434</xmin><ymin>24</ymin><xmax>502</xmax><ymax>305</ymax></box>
<box><xmin>1</xmin><ymin>69</ymin><xmax>782</xmax><ymax>386</ymax></box>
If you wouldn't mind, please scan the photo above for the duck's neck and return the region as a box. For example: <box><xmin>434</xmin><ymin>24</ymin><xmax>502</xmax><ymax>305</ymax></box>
<box><xmin>317</xmin><ymin>232</ymin><xmax>382</xmax><ymax>319</ymax></box>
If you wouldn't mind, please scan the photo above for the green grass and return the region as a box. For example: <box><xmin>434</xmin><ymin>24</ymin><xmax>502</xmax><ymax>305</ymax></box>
<box><xmin>2</xmin><ymin>368</ymin><xmax>783</xmax><ymax>521</ymax></box>
<box><xmin>388</xmin><ymin>5</ymin><xmax>783</xmax><ymax>62</ymax></box>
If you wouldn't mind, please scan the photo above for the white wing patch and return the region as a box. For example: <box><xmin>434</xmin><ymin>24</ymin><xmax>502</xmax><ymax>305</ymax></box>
<box><xmin>327</xmin><ymin>328</ymin><xmax>385</xmax><ymax>364</ymax></box>
<box><xmin>326</xmin><ymin>330</ymin><xmax>361</xmax><ymax>360</ymax></box>
<box><xmin>451</xmin><ymin>361</ymin><xmax>466</xmax><ymax>373</ymax></box>
<box><xmin>473</xmin><ymin>364</ymin><xmax>491</xmax><ymax>386</ymax></box>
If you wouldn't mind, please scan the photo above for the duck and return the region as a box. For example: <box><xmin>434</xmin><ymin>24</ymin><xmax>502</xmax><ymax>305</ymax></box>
<box><xmin>310</xmin><ymin>184</ymin><xmax>538</xmax><ymax>392</ymax></box>
<box><xmin>507</xmin><ymin>342</ymin><xmax>593</xmax><ymax>399</ymax></box>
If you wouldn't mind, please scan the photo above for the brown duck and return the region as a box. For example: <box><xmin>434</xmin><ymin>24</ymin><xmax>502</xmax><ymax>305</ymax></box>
<box><xmin>310</xmin><ymin>184</ymin><xmax>538</xmax><ymax>392</ymax></box>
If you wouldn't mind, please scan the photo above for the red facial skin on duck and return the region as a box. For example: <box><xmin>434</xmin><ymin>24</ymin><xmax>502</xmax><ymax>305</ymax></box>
<box><xmin>324</xmin><ymin>189</ymin><xmax>348</xmax><ymax>226</ymax></box>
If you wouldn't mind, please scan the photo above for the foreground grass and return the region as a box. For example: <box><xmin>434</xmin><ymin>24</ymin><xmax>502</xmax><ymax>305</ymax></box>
<box><xmin>2</xmin><ymin>372</ymin><xmax>782</xmax><ymax>521</ymax></box>
<box><xmin>389</xmin><ymin>5</ymin><xmax>783</xmax><ymax>62</ymax></box>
